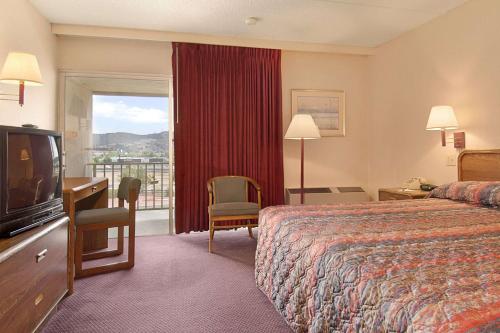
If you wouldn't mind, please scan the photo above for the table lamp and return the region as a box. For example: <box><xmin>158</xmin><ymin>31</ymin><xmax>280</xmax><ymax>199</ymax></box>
<box><xmin>285</xmin><ymin>114</ymin><xmax>321</xmax><ymax>204</ymax></box>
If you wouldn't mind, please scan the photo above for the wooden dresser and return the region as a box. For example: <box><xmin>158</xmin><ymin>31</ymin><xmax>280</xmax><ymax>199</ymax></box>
<box><xmin>0</xmin><ymin>216</ymin><xmax>69</xmax><ymax>333</ymax></box>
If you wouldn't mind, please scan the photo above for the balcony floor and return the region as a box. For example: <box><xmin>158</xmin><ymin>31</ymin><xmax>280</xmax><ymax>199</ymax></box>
<box><xmin>109</xmin><ymin>209</ymin><xmax>170</xmax><ymax>238</ymax></box>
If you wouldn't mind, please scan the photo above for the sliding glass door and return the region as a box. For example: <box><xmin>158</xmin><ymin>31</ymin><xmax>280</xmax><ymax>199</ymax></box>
<box><xmin>59</xmin><ymin>72</ymin><xmax>174</xmax><ymax>235</ymax></box>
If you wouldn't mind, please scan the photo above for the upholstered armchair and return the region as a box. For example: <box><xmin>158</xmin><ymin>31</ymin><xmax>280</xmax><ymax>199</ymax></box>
<box><xmin>207</xmin><ymin>176</ymin><xmax>261</xmax><ymax>253</ymax></box>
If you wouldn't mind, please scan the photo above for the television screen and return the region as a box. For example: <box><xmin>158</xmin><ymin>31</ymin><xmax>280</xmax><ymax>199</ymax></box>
<box><xmin>6</xmin><ymin>133</ymin><xmax>61</xmax><ymax>212</ymax></box>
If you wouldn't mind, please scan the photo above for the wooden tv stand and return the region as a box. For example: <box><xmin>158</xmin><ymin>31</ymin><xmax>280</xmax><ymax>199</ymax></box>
<box><xmin>0</xmin><ymin>216</ymin><xmax>69</xmax><ymax>333</ymax></box>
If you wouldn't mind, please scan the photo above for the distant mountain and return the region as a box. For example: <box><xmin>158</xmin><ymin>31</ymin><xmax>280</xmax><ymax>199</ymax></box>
<box><xmin>93</xmin><ymin>131</ymin><xmax>168</xmax><ymax>154</ymax></box>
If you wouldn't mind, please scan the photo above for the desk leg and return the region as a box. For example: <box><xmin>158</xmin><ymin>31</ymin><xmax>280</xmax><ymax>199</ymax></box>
<box><xmin>82</xmin><ymin>187</ymin><xmax>109</xmax><ymax>252</ymax></box>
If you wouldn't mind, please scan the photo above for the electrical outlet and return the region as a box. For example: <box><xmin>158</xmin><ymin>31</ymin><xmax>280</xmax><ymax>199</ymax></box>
<box><xmin>446</xmin><ymin>155</ymin><xmax>457</xmax><ymax>166</ymax></box>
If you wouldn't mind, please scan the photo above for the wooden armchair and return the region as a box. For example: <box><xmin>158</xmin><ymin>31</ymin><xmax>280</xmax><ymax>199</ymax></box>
<box><xmin>207</xmin><ymin>176</ymin><xmax>261</xmax><ymax>253</ymax></box>
<box><xmin>74</xmin><ymin>177</ymin><xmax>141</xmax><ymax>278</ymax></box>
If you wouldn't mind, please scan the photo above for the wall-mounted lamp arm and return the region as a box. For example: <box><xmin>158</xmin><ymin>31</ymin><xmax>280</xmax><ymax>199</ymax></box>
<box><xmin>440</xmin><ymin>129</ymin><xmax>446</xmax><ymax>146</ymax></box>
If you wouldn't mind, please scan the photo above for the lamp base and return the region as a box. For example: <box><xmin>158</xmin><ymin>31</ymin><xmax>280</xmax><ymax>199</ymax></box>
<box><xmin>300</xmin><ymin>138</ymin><xmax>305</xmax><ymax>204</ymax></box>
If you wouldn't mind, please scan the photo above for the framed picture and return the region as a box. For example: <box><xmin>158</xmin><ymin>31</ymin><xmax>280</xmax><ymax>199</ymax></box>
<box><xmin>291</xmin><ymin>89</ymin><xmax>345</xmax><ymax>137</ymax></box>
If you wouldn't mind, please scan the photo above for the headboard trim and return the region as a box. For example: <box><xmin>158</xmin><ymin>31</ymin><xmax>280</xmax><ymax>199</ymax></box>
<box><xmin>458</xmin><ymin>149</ymin><xmax>500</xmax><ymax>181</ymax></box>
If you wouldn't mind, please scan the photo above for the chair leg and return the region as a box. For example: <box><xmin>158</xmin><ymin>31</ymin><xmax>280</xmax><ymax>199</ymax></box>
<box><xmin>81</xmin><ymin>225</ymin><xmax>125</xmax><ymax>261</ymax></box>
<box><xmin>128</xmin><ymin>222</ymin><xmax>135</xmax><ymax>268</ymax></box>
<box><xmin>75</xmin><ymin>228</ymin><xmax>84</xmax><ymax>277</ymax></box>
<box><xmin>74</xmin><ymin>204</ymin><xmax>138</xmax><ymax>279</ymax></box>
<box><xmin>117</xmin><ymin>226</ymin><xmax>124</xmax><ymax>255</ymax></box>
<box><xmin>76</xmin><ymin>261</ymin><xmax>133</xmax><ymax>278</ymax></box>
<box><xmin>247</xmin><ymin>226</ymin><xmax>253</xmax><ymax>238</ymax></box>
<box><xmin>210</xmin><ymin>222</ymin><xmax>215</xmax><ymax>241</ymax></box>
<box><xmin>83</xmin><ymin>248</ymin><xmax>122</xmax><ymax>261</ymax></box>
<box><xmin>209</xmin><ymin>220</ymin><xmax>215</xmax><ymax>253</ymax></box>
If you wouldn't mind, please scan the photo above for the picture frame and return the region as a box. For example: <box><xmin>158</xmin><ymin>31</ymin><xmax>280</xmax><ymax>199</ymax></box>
<box><xmin>291</xmin><ymin>89</ymin><xmax>345</xmax><ymax>137</ymax></box>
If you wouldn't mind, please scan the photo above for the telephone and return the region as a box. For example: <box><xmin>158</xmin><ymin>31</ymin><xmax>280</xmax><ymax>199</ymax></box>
<box><xmin>420</xmin><ymin>183</ymin><xmax>437</xmax><ymax>191</ymax></box>
<box><xmin>402</xmin><ymin>177</ymin><xmax>427</xmax><ymax>190</ymax></box>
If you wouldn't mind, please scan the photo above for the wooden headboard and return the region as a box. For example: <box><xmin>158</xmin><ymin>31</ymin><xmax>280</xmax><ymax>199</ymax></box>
<box><xmin>458</xmin><ymin>149</ymin><xmax>500</xmax><ymax>181</ymax></box>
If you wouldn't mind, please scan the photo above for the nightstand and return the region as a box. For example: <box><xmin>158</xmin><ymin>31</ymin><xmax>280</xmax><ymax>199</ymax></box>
<box><xmin>378</xmin><ymin>188</ymin><xmax>429</xmax><ymax>201</ymax></box>
<box><xmin>285</xmin><ymin>187</ymin><xmax>370</xmax><ymax>205</ymax></box>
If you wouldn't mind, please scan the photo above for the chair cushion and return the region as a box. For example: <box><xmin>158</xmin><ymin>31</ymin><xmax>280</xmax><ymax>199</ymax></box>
<box><xmin>75</xmin><ymin>207</ymin><xmax>129</xmax><ymax>226</ymax></box>
<box><xmin>213</xmin><ymin>178</ymin><xmax>247</xmax><ymax>203</ymax></box>
<box><xmin>210</xmin><ymin>202</ymin><xmax>259</xmax><ymax>217</ymax></box>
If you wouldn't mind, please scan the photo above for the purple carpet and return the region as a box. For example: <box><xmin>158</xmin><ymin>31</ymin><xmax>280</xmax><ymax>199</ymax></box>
<box><xmin>43</xmin><ymin>230</ymin><xmax>291</xmax><ymax>333</ymax></box>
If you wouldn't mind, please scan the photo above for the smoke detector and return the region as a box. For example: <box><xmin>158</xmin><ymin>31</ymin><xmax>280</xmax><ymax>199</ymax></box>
<box><xmin>245</xmin><ymin>17</ymin><xmax>258</xmax><ymax>25</ymax></box>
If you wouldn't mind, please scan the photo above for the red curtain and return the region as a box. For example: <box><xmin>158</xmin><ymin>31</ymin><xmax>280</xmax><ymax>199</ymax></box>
<box><xmin>172</xmin><ymin>43</ymin><xmax>284</xmax><ymax>233</ymax></box>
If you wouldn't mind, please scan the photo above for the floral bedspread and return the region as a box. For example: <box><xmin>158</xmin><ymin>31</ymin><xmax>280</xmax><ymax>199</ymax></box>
<box><xmin>255</xmin><ymin>198</ymin><xmax>500</xmax><ymax>332</ymax></box>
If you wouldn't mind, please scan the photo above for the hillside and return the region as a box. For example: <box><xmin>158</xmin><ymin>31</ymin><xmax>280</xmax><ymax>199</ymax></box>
<box><xmin>93</xmin><ymin>131</ymin><xmax>168</xmax><ymax>155</ymax></box>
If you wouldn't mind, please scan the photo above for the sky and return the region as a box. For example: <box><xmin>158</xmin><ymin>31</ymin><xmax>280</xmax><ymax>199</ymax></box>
<box><xmin>92</xmin><ymin>95</ymin><xmax>169</xmax><ymax>135</ymax></box>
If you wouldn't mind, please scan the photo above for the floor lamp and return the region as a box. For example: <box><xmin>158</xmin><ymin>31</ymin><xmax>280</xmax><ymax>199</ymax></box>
<box><xmin>285</xmin><ymin>114</ymin><xmax>321</xmax><ymax>204</ymax></box>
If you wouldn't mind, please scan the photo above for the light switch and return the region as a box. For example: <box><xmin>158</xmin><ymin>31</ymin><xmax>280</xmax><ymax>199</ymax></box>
<box><xmin>446</xmin><ymin>155</ymin><xmax>457</xmax><ymax>166</ymax></box>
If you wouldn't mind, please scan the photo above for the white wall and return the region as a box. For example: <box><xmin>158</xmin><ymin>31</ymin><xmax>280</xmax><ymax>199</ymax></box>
<box><xmin>367</xmin><ymin>0</ymin><xmax>500</xmax><ymax>197</ymax></box>
<box><xmin>56</xmin><ymin>38</ymin><xmax>372</xmax><ymax>194</ymax></box>
<box><xmin>57</xmin><ymin>36</ymin><xmax>172</xmax><ymax>75</ymax></box>
<box><xmin>0</xmin><ymin>0</ymin><xmax>57</xmax><ymax>130</ymax></box>
<box><xmin>282</xmin><ymin>51</ymin><xmax>370</xmax><ymax>191</ymax></box>
<box><xmin>54</xmin><ymin>0</ymin><xmax>500</xmax><ymax>199</ymax></box>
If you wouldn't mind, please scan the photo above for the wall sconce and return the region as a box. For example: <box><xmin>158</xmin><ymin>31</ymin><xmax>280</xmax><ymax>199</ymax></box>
<box><xmin>426</xmin><ymin>105</ymin><xmax>465</xmax><ymax>148</ymax></box>
<box><xmin>0</xmin><ymin>52</ymin><xmax>43</xmax><ymax>107</ymax></box>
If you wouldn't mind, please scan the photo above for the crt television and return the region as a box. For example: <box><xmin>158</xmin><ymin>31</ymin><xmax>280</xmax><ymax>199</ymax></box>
<box><xmin>0</xmin><ymin>126</ymin><xmax>64</xmax><ymax>237</ymax></box>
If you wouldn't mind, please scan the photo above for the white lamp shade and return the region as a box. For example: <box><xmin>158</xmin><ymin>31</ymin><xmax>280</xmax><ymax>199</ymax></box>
<box><xmin>426</xmin><ymin>105</ymin><xmax>458</xmax><ymax>130</ymax></box>
<box><xmin>285</xmin><ymin>114</ymin><xmax>321</xmax><ymax>140</ymax></box>
<box><xmin>0</xmin><ymin>52</ymin><xmax>43</xmax><ymax>86</ymax></box>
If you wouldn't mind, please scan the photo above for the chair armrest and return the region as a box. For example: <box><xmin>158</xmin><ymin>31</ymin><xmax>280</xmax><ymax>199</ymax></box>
<box><xmin>207</xmin><ymin>181</ymin><xmax>214</xmax><ymax>207</ymax></box>
<box><xmin>257</xmin><ymin>189</ymin><xmax>262</xmax><ymax>209</ymax></box>
<box><xmin>246</xmin><ymin>178</ymin><xmax>261</xmax><ymax>192</ymax></box>
<box><xmin>246</xmin><ymin>178</ymin><xmax>262</xmax><ymax>208</ymax></box>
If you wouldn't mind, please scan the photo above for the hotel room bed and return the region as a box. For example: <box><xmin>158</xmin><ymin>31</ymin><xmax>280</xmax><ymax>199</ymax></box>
<box><xmin>255</xmin><ymin>150</ymin><xmax>500</xmax><ymax>332</ymax></box>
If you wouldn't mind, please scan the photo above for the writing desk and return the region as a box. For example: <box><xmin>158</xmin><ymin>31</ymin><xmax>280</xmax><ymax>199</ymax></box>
<box><xmin>63</xmin><ymin>177</ymin><xmax>108</xmax><ymax>293</ymax></box>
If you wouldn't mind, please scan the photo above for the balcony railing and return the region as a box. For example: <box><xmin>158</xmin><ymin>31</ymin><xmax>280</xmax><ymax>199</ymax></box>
<box><xmin>88</xmin><ymin>162</ymin><xmax>171</xmax><ymax>210</ymax></box>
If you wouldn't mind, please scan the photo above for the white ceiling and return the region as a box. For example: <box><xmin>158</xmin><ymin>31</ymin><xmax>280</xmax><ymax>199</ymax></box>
<box><xmin>30</xmin><ymin>0</ymin><xmax>468</xmax><ymax>47</ymax></box>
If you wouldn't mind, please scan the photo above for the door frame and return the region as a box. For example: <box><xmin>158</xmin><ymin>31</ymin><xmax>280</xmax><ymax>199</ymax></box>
<box><xmin>58</xmin><ymin>70</ymin><xmax>175</xmax><ymax>235</ymax></box>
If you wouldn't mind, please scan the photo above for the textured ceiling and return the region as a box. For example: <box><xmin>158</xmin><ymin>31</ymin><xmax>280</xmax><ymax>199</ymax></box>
<box><xmin>30</xmin><ymin>0</ymin><xmax>468</xmax><ymax>47</ymax></box>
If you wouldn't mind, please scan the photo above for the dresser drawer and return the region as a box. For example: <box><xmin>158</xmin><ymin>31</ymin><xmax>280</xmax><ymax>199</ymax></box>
<box><xmin>0</xmin><ymin>218</ymin><xmax>68</xmax><ymax>333</ymax></box>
